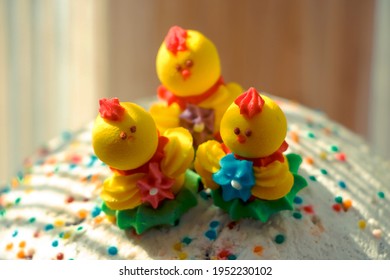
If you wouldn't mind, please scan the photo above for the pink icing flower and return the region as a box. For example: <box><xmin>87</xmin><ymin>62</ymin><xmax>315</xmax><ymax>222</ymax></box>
<box><xmin>137</xmin><ymin>162</ymin><xmax>175</xmax><ymax>209</ymax></box>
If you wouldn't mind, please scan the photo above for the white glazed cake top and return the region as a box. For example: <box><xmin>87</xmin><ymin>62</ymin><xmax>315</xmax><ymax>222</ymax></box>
<box><xmin>1</xmin><ymin>96</ymin><xmax>389</xmax><ymax>260</ymax></box>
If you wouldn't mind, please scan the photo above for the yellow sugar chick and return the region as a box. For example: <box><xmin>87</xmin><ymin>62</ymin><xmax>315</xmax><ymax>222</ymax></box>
<box><xmin>92</xmin><ymin>98</ymin><xmax>158</xmax><ymax>171</ymax></box>
<box><xmin>220</xmin><ymin>88</ymin><xmax>287</xmax><ymax>158</ymax></box>
<box><xmin>156</xmin><ymin>26</ymin><xmax>221</xmax><ymax>95</ymax></box>
<box><xmin>152</xmin><ymin>26</ymin><xmax>242</xmax><ymax>135</ymax></box>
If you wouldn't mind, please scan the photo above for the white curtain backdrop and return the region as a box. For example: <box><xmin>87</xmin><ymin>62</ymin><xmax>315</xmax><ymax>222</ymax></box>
<box><xmin>369</xmin><ymin>0</ymin><xmax>390</xmax><ymax>160</ymax></box>
<box><xmin>0</xmin><ymin>0</ymin><xmax>108</xmax><ymax>184</ymax></box>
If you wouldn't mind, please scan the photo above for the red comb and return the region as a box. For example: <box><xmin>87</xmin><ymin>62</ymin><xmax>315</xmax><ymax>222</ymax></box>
<box><xmin>165</xmin><ymin>26</ymin><xmax>188</xmax><ymax>55</ymax></box>
<box><xmin>99</xmin><ymin>98</ymin><xmax>125</xmax><ymax>121</ymax></box>
<box><xmin>234</xmin><ymin>87</ymin><xmax>265</xmax><ymax>119</ymax></box>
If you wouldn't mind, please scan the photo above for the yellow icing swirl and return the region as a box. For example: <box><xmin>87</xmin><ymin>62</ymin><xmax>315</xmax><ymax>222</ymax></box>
<box><xmin>150</xmin><ymin>102</ymin><xmax>181</xmax><ymax>133</ymax></box>
<box><xmin>100</xmin><ymin>173</ymin><xmax>144</xmax><ymax>210</ymax></box>
<box><xmin>160</xmin><ymin>127</ymin><xmax>194</xmax><ymax>193</ymax></box>
<box><xmin>251</xmin><ymin>156</ymin><xmax>293</xmax><ymax>200</ymax></box>
<box><xmin>194</xmin><ymin>140</ymin><xmax>226</xmax><ymax>189</ymax></box>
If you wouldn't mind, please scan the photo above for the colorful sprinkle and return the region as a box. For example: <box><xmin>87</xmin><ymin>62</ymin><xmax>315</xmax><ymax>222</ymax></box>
<box><xmin>253</xmin><ymin>246</ymin><xmax>264</xmax><ymax>256</ymax></box>
<box><xmin>17</xmin><ymin>250</ymin><xmax>25</xmax><ymax>259</ymax></box>
<box><xmin>332</xmin><ymin>204</ymin><xmax>342</xmax><ymax>212</ymax></box>
<box><xmin>338</xmin><ymin>181</ymin><xmax>347</xmax><ymax>189</ymax></box>
<box><xmin>86</xmin><ymin>155</ymin><xmax>98</xmax><ymax>167</ymax></box>
<box><xmin>54</xmin><ymin>219</ymin><xmax>65</xmax><ymax>227</ymax></box>
<box><xmin>182</xmin><ymin>236</ymin><xmax>192</xmax><ymax>245</ymax></box>
<box><xmin>28</xmin><ymin>217</ymin><xmax>36</xmax><ymax>224</ymax></box>
<box><xmin>44</xmin><ymin>224</ymin><xmax>54</xmax><ymax>231</ymax></box>
<box><xmin>173</xmin><ymin>242</ymin><xmax>182</xmax><ymax>251</ymax></box>
<box><xmin>12</xmin><ymin>230</ymin><xmax>18</xmax><ymax>237</ymax></box>
<box><xmin>372</xmin><ymin>229</ymin><xmax>382</xmax><ymax>239</ymax></box>
<box><xmin>5</xmin><ymin>243</ymin><xmax>13</xmax><ymax>251</ymax></box>
<box><xmin>228</xmin><ymin>254</ymin><xmax>237</xmax><ymax>260</ymax></box>
<box><xmin>309</xmin><ymin>175</ymin><xmax>317</xmax><ymax>182</ymax></box>
<box><xmin>274</xmin><ymin>234</ymin><xmax>285</xmax><ymax>244</ymax></box>
<box><xmin>342</xmin><ymin>199</ymin><xmax>352</xmax><ymax>210</ymax></box>
<box><xmin>307</xmin><ymin>132</ymin><xmax>315</xmax><ymax>139</ymax></box>
<box><xmin>294</xmin><ymin>196</ymin><xmax>303</xmax><ymax>204</ymax></box>
<box><xmin>107</xmin><ymin>246</ymin><xmax>118</xmax><ymax>256</ymax></box>
<box><xmin>209</xmin><ymin>221</ymin><xmax>220</xmax><ymax>228</ymax></box>
<box><xmin>59</xmin><ymin>231</ymin><xmax>71</xmax><ymax>239</ymax></box>
<box><xmin>19</xmin><ymin>241</ymin><xmax>26</xmax><ymax>248</ymax></box>
<box><xmin>319</xmin><ymin>151</ymin><xmax>327</xmax><ymax>160</ymax></box>
<box><xmin>320</xmin><ymin>169</ymin><xmax>328</xmax><ymax>175</ymax></box>
<box><xmin>378</xmin><ymin>191</ymin><xmax>385</xmax><ymax>199</ymax></box>
<box><xmin>69</xmin><ymin>164</ymin><xmax>77</xmax><ymax>170</ymax></box>
<box><xmin>178</xmin><ymin>252</ymin><xmax>188</xmax><ymax>260</ymax></box>
<box><xmin>77</xmin><ymin>209</ymin><xmax>88</xmax><ymax>219</ymax></box>
<box><xmin>14</xmin><ymin>197</ymin><xmax>21</xmax><ymax>204</ymax></box>
<box><xmin>330</xmin><ymin>145</ymin><xmax>339</xmax><ymax>152</ymax></box>
<box><xmin>56</xmin><ymin>252</ymin><xmax>64</xmax><ymax>260</ymax></box>
<box><xmin>52</xmin><ymin>240</ymin><xmax>59</xmax><ymax>247</ymax></box>
<box><xmin>218</xmin><ymin>249</ymin><xmax>230</xmax><ymax>259</ymax></box>
<box><xmin>358</xmin><ymin>220</ymin><xmax>366</xmax><ymax>229</ymax></box>
<box><xmin>91</xmin><ymin>206</ymin><xmax>101</xmax><ymax>218</ymax></box>
<box><xmin>93</xmin><ymin>216</ymin><xmax>104</xmax><ymax>225</ymax></box>
<box><xmin>205</xmin><ymin>230</ymin><xmax>217</xmax><ymax>240</ymax></box>
<box><xmin>227</xmin><ymin>221</ymin><xmax>238</xmax><ymax>229</ymax></box>
<box><xmin>290</xmin><ymin>131</ymin><xmax>300</xmax><ymax>143</ymax></box>
<box><xmin>65</xmin><ymin>196</ymin><xmax>75</xmax><ymax>203</ymax></box>
<box><xmin>293</xmin><ymin>212</ymin><xmax>303</xmax><ymax>219</ymax></box>
<box><xmin>302</xmin><ymin>205</ymin><xmax>314</xmax><ymax>214</ymax></box>
<box><xmin>26</xmin><ymin>248</ymin><xmax>35</xmax><ymax>259</ymax></box>
<box><xmin>61</xmin><ymin>131</ymin><xmax>72</xmax><ymax>141</ymax></box>
<box><xmin>305</xmin><ymin>157</ymin><xmax>314</xmax><ymax>165</ymax></box>
<box><xmin>335</xmin><ymin>196</ymin><xmax>343</xmax><ymax>204</ymax></box>
<box><xmin>335</xmin><ymin>153</ymin><xmax>346</xmax><ymax>161</ymax></box>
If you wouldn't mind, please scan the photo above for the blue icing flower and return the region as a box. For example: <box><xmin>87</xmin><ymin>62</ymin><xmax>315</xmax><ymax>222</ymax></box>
<box><xmin>212</xmin><ymin>154</ymin><xmax>255</xmax><ymax>202</ymax></box>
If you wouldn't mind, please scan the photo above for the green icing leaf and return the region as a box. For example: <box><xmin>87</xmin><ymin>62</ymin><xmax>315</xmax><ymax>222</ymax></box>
<box><xmin>101</xmin><ymin>202</ymin><xmax>116</xmax><ymax>216</ymax></box>
<box><xmin>211</xmin><ymin>153</ymin><xmax>308</xmax><ymax>222</ymax></box>
<box><xmin>286</xmin><ymin>153</ymin><xmax>302</xmax><ymax>174</ymax></box>
<box><xmin>117</xmin><ymin>187</ymin><xmax>197</xmax><ymax>234</ymax></box>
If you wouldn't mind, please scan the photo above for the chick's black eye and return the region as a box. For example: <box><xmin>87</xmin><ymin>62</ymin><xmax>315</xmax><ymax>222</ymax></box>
<box><xmin>130</xmin><ymin>126</ymin><xmax>136</xmax><ymax>133</ymax></box>
<box><xmin>185</xmin><ymin>60</ymin><xmax>193</xmax><ymax>68</ymax></box>
<box><xmin>234</xmin><ymin>127</ymin><xmax>240</xmax><ymax>135</ymax></box>
<box><xmin>120</xmin><ymin>131</ymin><xmax>127</xmax><ymax>140</ymax></box>
<box><xmin>245</xmin><ymin>129</ymin><xmax>252</xmax><ymax>137</ymax></box>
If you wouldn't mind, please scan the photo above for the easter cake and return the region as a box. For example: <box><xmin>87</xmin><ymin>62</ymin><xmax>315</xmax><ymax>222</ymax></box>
<box><xmin>1</xmin><ymin>26</ymin><xmax>390</xmax><ymax>260</ymax></box>
<box><xmin>1</xmin><ymin>90</ymin><xmax>390</xmax><ymax>260</ymax></box>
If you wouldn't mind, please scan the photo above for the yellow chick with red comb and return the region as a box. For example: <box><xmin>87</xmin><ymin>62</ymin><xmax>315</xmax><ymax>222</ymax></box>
<box><xmin>194</xmin><ymin>88</ymin><xmax>307</xmax><ymax>222</ymax></box>
<box><xmin>150</xmin><ymin>26</ymin><xmax>242</xmax><ymax>148</ymax></box>
<box><xmin>92</xmin><ymin>98</ymin><xmax>198</xmax><ymax>234</ymax></box>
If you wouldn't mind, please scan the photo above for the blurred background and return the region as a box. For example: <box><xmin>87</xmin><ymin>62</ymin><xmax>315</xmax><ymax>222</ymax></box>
<box><xmin>0</xmin><ymin>0</ymin><xmax>389</xmax><ymax>184</ymax></box>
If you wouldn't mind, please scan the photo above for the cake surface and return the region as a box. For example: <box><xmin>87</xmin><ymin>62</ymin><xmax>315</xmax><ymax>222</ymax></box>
<box><xmin>1</xmin><ymin>96</ymin><xmax>389</xmax><ymax>260</ymax></box>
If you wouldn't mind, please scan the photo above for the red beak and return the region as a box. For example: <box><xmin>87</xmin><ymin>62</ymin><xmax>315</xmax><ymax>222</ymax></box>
<box><xmin>181</xmin><ymin>69</ymin><xmax>191</xmax><ymax>79</ymax></box>
<box><xmin>237</xmin><ymin>135</ymin><xmax>246</xmax><ymax>144</ymax></box>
